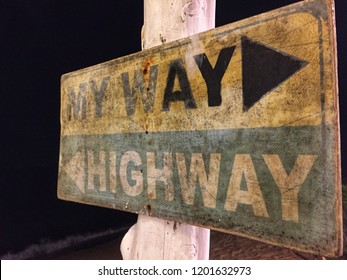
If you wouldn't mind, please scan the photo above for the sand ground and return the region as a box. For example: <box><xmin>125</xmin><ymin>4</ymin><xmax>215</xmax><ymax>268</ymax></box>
<box><xmin>56</xmin><ymin>186</ymin><xmax>347</xmax><ymax>260</ymax></box>
<box><xmin>55</xmin><ymin>230</ymin><xmax>345</xmax><ymax>260</ymax></box>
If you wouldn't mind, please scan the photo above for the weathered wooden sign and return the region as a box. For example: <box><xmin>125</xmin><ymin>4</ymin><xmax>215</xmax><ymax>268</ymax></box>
<box><xmin>58</xmin><ymin>0</ymin><xmax>342</xmax><ymax>256</ymax></box>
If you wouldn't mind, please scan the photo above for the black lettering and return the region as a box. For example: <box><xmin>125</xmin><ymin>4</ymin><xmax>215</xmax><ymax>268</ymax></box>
<box><xmin>121</xmin><ymin>65</ymin><xmax>158</xmax><ymax>116</ymax></box>
<box><xmin>67</xmin><ymin>83</ymin><xmax>87</xmax><ymax>120</ymax></box>
<box><xmin>162</xmin><ymin>59</ymin><xmax>197</xmax><ymax>111</ymax></box>
<box><xmin>194</xmin><ymin>46</ymin><xmax>235</xmax><ymax>106</ymax></box>
<box><xmin>90</xmin><ymin>76</ymin><xmax>110</xmax><ymax>118</ymax></box>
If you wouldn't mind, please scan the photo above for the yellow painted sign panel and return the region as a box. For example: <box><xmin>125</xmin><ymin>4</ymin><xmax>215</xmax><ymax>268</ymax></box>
<box><xmin>58</xmin><ymin>0</ymin><xmax>342</xmax><ymax>256</ymax></box>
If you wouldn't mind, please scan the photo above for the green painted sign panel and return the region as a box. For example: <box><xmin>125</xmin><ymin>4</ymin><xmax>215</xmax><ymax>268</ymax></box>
<box><xmin>58</xmin><ymin>0</ymin><xmax>342</xmax><ymax>256</ymax></box>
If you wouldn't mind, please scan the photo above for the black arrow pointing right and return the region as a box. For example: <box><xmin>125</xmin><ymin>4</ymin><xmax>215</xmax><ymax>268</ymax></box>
<box><xmin>241</xmin><ymin>36</ymin><xmax>308</xmax><ymax>112</ymax></box>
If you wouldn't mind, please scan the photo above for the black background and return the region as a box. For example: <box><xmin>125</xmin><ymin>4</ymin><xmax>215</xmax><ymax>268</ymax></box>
<box><xmin>1</xmin><ymin>0</ymin><xmax>346</xmax><ymax>258</ymax></box>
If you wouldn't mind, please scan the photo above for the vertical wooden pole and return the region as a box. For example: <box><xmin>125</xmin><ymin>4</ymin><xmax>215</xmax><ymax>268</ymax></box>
<box><xmin>142</xmin><ymin>0</ymin><xmax>216</xmax><ymax>49</ymax></box>
<box><xmin>120</xmin><ymin>0</ymin><xmax>216</xmax><ymax>260</ymax></box>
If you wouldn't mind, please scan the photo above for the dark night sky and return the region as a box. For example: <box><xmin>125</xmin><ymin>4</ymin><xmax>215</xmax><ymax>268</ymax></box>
<box><xmin>0</xmin><ymin>0</ymin><xmax>346</xmax><ymax>258</ymax></box>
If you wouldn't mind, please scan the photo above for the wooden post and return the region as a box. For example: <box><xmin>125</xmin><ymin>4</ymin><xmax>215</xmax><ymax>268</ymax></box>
<box><xmin>120</xmin><ymin>0</ymin><xmax>216</xmax><ymax>260</ymax></box>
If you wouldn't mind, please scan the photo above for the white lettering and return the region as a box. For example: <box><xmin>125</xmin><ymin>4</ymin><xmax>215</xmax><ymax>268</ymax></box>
<box><xmin>120</xmin><ymin>151</ymin><xmax>144</xmax><ymax>196</ymax></box>
<box><xmin>176</xmin><ymin>153</ymin><xmax>221</xmax><ymax>208</ymax></box>
<box><xmin>109</xmin><ymin>151</ymin><xmax>117</xmax><ymax>193</ymax></box>
<box><xmin>224</xmin><ymin>154</ymin><xmax>269</xmax><ymax>217</ymax></box>
<box><xmin>147</xmin><ymin>152</ymin><xmax>174</xmax><ymax>201</ymax></box>
<box><xmin>88</xmin><ymin>151</ymin><xmax>106</xmax><ymax>191</ymax></box>
<box><xmin>263</xmin><ymin>154</ymin><xmax>317</xmax><ymax>222</ymax></box>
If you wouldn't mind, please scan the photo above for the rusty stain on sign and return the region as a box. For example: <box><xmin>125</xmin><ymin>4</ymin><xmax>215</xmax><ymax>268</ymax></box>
<box><xmin>57</xmin><ymin>0</ymin><xmax>342</xmax><ymax>257</ymax></box>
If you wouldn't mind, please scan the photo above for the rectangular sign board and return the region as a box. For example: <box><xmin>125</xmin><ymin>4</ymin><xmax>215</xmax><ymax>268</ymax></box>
<box><xmin>58</xmin><ymin>0</ymin><xmax>342</xmax><ymax>256</ymax></box>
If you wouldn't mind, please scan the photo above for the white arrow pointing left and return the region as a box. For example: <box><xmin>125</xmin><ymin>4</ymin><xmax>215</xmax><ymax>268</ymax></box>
<box><xmin>63</xmin><ymin>150</ymin><xmax>85</xmax><ymax>193</ymax></box>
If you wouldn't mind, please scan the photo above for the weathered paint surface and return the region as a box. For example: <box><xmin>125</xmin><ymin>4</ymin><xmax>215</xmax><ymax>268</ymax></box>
<box><xmin>57</xmin><ymin>0</ymin><xmax>342</xmax><ymax>256</ymax></box>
